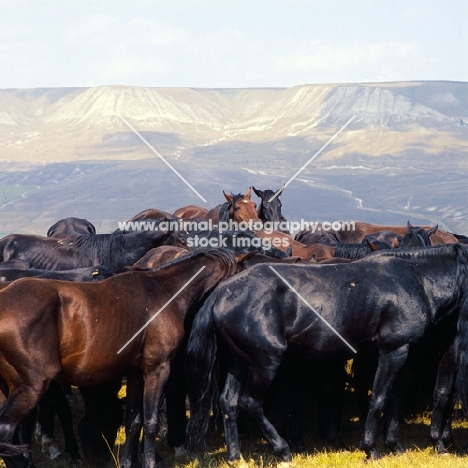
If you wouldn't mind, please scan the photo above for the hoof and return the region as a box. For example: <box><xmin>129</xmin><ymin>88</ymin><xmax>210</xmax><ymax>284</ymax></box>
<box><xmin>386</xmin><ymin>441</ymin><xmax>404</xmax><ymax>455</ymax></box>
<box><xmin>365</xmin><ymin>449</ymin><xmax>380</xmax><ymax>461</ymax></box>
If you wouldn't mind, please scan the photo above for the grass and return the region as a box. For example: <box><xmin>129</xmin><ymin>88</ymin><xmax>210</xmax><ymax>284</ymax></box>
<box><xmin>2</xmin><ymin>387</ymin><xmax>468</xmax><ymax>468</ymax></box>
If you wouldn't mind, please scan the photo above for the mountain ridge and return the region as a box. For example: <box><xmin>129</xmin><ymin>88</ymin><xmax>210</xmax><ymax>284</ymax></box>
<box><xmin>0</xmin><ymin>81</ymin><xmax>466</xmax><ymax>164</ymax></box>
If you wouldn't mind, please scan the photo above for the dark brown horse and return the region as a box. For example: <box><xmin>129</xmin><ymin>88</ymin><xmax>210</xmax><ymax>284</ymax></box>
<box><xmin>173</xmin><ymin>205</ymin><xmax>210</xmax><ymax>220</ymax></box>
<box><xmin>0</xmin><ymin>248</ymin><xmax>241</xmax><ymax>468</ymax></box>
<box><xmin>131</xmin><ymin>246</ymin><xmax>190</xmax><ymax>269</ymax></box>
<box><xmin>330</xmin><ymin>221</ymin><xmax>456</xmax><ymax>245</ymax></box>
<box><xmin>127</xmin><ymin>208</ymin><xmax>175</xmax><ymax>222</ymax></box>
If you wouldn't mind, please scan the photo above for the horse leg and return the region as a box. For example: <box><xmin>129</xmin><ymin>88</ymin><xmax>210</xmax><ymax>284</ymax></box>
<box><xmin>79</xmin><ymin>378</ymin><xmax>123</xmax><ymax>465</ymax></box>
<box><xmin>382</xmin><ymin>368</ymin><xmax>406</xmax><ymax>454</ymax></box>
<box><xmin>351</xmin><ymin>348</ymin><xmax>378</xmax><ymax>423</ymax></box>
<box><xmin>0</xmin><ymin>383</ymin><xmax>51</xmax><ymax>468</ymax></box>
<box><xmin>48</xmin><ymin>382</ymin><xmax>81</xmax><ymax>464</ymax></box>
<box><xmin>264</xmin><ymin>357</ymin><xmax>306</xmax><ymax>452</ymax></box>
<box><xmin>165</xmin><ymin>350</ymin><xmax>188</xmax><ymax>453</ymax></box>
<box><xmin>360</xmin><ymin>344</ymin><xmax>409</xmax><ymax>460</ymax></box>
<box><xmin>36</xmin><ymin>384</ymin><xmax>63</xmax><ymax>461</ymax></box>
<box><xmin>219</xmin><ymin>364</ymin><xmax>245</xmax><ymax>462</ymax></box>
<box><xmin>429</xmin><ymin>345</ymin><xmax>456</xmax><ymax>453</ymax></box>
<box><xmin>15</xmin><ymin>410</ymin><xmax>37</xmax><ymax>468</ymax></box>
<box><xmin>238</xmin><ymin>366</ymin><xmax>292</xmax><ymax>462</ymax></box>
<box><xmin>120</xmin><ymin>370</ymin><xmax>144</xmax><ymax>468</ymax></box>
<box><xmin>142</xmin><ymin>362</ymin><xmax>171</xmax><ymax>468</ymax></box>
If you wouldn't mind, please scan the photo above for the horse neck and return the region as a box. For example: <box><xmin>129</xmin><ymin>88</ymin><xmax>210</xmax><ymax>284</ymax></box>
<box><xmin>419</xmin><ymin>254</ymin><xmax>464</xmax><ymax>322</ymax></box>
<box><xmin>257</xmin><ymin>202</ymin><xmax>265</xmax><ymax>221</ymax></box>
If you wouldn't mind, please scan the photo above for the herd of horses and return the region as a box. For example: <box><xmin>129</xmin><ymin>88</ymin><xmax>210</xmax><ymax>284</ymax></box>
<box><xmin>1</xmin><ymin>186</ymin><xmax>468</xmax><ymax>467</ymax></box>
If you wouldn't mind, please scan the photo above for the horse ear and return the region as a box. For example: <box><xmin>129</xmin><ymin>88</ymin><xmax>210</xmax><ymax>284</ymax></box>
<box><xmin>252</xmin><ymin>186</ymin><xmax>262</xmax><ymax>198</ymax></box>
<box><xmin>223</xmin><ymin>191</ymin><xmax>233</xmax><ymax>203</ymax></box>
<box><xmin>407</xmin><ymin>220</ymin><xmax>413</xmax><ymax>230</ymax></box>
<box><xmin>428</xmin><ymin>224</ymin><xmax>438</xmax><ymax>237</ymax></box>
<box><xmin>277</xmin><ymin>184</ymin><xmax>286</xmax><ymax>196</ymax></box>
<box><xmin>245</xmin><ymin>187</ymin><xmax>252</xmax><ymax>199</ymax></box>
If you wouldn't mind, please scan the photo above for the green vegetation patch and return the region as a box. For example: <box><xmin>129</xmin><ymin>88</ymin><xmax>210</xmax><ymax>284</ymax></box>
<box><xmin>0</xmin><ymin>184</ymin><xmax>42</xmax><ymax>205</ymax></box>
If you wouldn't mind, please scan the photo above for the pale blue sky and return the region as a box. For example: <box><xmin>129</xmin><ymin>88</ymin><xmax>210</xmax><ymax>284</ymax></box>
<box><xmin>1</xmin><ymin>0</ymin><xmax>467</xmax><ymax>89</ymax></box>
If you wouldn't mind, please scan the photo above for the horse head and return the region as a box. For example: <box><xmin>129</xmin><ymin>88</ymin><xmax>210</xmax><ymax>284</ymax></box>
<box><xmin>223</xmin><ymin>188</ymin><xmax>260</xmax><ymax>223</ymax></box>
<box><xmin>400</xmin><ymin>221</ymin><xmax>438</xmax><ymax>248</ymax></box>
<box><xmin>252</xmin><ymin>186</ymin><xmax>286</xmax><ymax>225</ymax></box>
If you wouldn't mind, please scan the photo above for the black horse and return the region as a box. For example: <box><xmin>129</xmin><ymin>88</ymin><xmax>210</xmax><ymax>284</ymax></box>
<box><xmin>0</xmin><ymin>226</ymin><xmax>178</xmax><ymax>273</ymax></box>
<box><xmin>252</xmin><ymin>186</ymin><xmax>289</xmax><ymax>233</ymax></box>
<box><xmin>0</xmin><ymin>266</ymin><xmax>113</xmax><ymax>282</ymax></box>
<box><xmin>399</xmin><ymin>221</ymin><xmax>438</xmax><ymax>248</ymax></box>
<box><xmin>186</xmin><ymin>245</ymin><xmax>468</xmax><ymax>462</ymax></box>
<box><xmin>47</xmin><ymin>217</ymin><xmax>97</xmax><ymax>238</ymax></box>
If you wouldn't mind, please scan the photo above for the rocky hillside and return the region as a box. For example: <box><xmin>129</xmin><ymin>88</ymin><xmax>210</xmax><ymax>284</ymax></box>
<box><xmin>1</xmin><ymin>82</ymin><xmax>467</xmax><ymax>166</ymax></box>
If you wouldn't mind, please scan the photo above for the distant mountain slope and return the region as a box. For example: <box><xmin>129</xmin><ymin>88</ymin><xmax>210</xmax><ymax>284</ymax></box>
<box><xmin>0</xmin><ymin>81</ymin><xmax>467</xmax><ymax>164</ymax></box>
<box><xmin>1</xmin><ymin>82</ymin><xmax>468</xmax><ymax>237</ymax></box>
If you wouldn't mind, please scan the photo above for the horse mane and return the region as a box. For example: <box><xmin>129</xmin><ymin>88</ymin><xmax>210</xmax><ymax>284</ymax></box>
<box><xmin>334</xmin><ymin>242</ymin><xmax>374</xmax><ymax>260</ymax></box>
<box><xmin>60</xmin><ymin>232</ymin><xmax>125</xmax><ymax>270</ymax></box>
<box><xmin>219</xmin><ymin>193</ymin><xmax>246</xmax><ymax>222</ymax></box>
<box><xmin>367</xmin><ymin>244</ymin><xmax>461</xmax><ymax>262</ymax></box>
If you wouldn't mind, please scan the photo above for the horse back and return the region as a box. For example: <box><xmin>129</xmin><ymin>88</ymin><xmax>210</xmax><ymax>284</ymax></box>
<box><xmin>211</xmin><ymin>259</ymin><xmax>435</xmax><ymax>360</ymax></box>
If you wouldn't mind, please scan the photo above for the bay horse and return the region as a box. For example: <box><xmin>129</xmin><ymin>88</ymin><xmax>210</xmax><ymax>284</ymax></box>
<box><xmin>207</xmin><ymin>188</ymin><xmax>260</xmax><ymax>225</ymax></box>
<box><xmin>173</xmin><ymin>205</ymin><xmax>209</xmax><ymax>220</ymax></box>
<box><xmin>186</xmin><ymin>244</ymin><xmax>468</xmax><ymax>462</ymax></box>
<box><xmin>0</xmin><ymin>248</ymin><xmax>241</xmax><ymax>468</ymax></box>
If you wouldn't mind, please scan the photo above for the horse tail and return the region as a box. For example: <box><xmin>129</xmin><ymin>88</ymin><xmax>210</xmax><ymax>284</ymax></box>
<box><xmin>185</xmin><ymin>289</ymin><xmax>220</xmax><ymax>453</ymax></box>
<box><xmin>456</xmin><ymin>296</ymin><xmax>468</xmax><ymax>410</ymax></box>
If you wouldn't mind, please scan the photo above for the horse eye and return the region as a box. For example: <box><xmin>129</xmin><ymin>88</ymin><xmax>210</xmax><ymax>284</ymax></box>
<box><xmin>234</xmin><ymin>206</ymin><xmax>240</xmax><ymax>210</ymax></box>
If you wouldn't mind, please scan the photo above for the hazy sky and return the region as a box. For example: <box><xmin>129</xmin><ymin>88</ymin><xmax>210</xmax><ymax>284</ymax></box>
<box><xmin>1</xmin><ymin>0</ymin><xmax>467</xmax><ymax>89</ymax></box>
